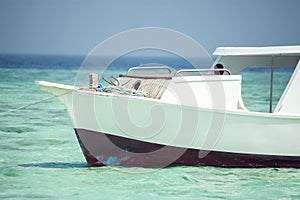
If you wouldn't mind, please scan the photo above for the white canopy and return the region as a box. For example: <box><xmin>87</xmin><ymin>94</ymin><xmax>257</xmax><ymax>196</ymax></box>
<box><xmin>213</xmin><ymin>46</ymin><xmax>300</xmax><ymax>56</ymax></box>
<box><xmin>212</xmin><ymin>46</ymin><xmax>300</xmax><ymax>74</ymax></box>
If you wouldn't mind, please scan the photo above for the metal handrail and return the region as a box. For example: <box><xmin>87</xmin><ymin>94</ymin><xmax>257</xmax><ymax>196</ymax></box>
<box><xmin>175</xmin><ymin>68</ymin><xmax>231</xmax><ymax>76</ymax></box>
<box><xmin>127</xmin><ymin>66</ymin><xmax>173</xmax><ymax>74</ymax></box>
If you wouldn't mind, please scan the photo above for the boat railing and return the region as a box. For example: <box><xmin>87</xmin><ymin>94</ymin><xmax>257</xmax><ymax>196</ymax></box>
<box><xmin>175</xmin><ymin>68</ymin><xmax>231</xmax><ymax>76</ymax></box>
<box><xmin>126</xmin><ymin>66</ymin><xmax>173</xmax><ymax>75</ymax></box>
<box><xmin>123</xmin><ymin>66</ymin><xmax>231</xmax><ymax>78</ymax></box>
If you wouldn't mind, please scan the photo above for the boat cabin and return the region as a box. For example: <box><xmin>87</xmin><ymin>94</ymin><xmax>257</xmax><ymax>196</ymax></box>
<box><xmin>212</xmin><ymin>46</ymin><xmax>300</xmax><ymax>114</ymax></box>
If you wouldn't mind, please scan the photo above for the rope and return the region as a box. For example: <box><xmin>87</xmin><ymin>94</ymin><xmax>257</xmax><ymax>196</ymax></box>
<box><xmin>102</xmin><ymin>86</ymin><xmax>150</xmax><ymax>97</ymax></box>
<box><xmin>0</xmin><ymin>91</ymin><xmax>72</xmax><ymax>116</ymax></box>
<box><xmin>0</xmin><ymin>84</ymin><xmax>149</xmax><ymax>116</ymax></box>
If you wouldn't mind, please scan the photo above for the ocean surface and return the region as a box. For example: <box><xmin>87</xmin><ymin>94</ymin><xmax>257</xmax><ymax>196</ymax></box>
<box><xmin>0</xmin><ymin>55</ymin><xmax>299</xmax><ymax>199</ymax></box>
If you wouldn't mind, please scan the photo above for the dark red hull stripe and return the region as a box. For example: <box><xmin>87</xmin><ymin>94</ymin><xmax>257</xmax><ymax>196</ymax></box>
<box><xmin>74</xmin><ymin>128</ymin><xmax>300</xmax><ymax>168</ymax></box>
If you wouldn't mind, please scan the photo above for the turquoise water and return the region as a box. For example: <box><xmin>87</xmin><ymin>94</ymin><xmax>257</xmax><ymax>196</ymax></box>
<box><xmin>0</xmin><ymin>61</ymin><xmax>300</xmax><ymax>199</ymax></box>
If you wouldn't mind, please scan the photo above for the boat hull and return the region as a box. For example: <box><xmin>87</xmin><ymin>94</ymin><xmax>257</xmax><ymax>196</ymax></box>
<box><xmin>75</xmin><ymin>128</ymin><xmax>300</xmax><ymax>168</ymax></box>
<box><xmin>36</xmin><ymin>81</ymin><xmax>300</xmax><ymax>168</ymax></box>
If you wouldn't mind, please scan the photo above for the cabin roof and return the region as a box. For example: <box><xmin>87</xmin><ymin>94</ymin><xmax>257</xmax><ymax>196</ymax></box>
<box><xmin>213</xmin><ymin>46</ymin><xmax>300</xmax><ymax>56</ymax></box>
<box><xmin>212</xmin><ymin>46</ymin><xmax>300</xmax><ymax>74</ymax></box>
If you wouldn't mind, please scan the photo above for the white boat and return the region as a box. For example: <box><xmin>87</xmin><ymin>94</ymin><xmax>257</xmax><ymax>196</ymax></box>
<box><xmin>37</xmin><ymin>46</ymin><xmax>300</xmax><ymax>168</ymax></box>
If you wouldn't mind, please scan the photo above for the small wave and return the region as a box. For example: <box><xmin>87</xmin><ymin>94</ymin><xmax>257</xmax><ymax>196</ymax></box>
<box><xmin>0</xmin><ymin>126</ymin><xmax>35</xmax><ymax>134</ymax></box>
<box><xmin>19</xmin><ymin>162</ymin><xmax>87</xmax><ymax>169</ymax></box>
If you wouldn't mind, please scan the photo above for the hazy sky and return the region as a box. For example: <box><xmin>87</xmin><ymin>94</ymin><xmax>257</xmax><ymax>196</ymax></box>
<box><xmin>1</xmin><ymin>0</ymin><xmax>300</xmax><ymax>55</ymax></box>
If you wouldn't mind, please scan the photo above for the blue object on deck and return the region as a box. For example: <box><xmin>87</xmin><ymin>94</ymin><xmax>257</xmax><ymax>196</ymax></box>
<box><xmin>97</xmin><ymin>83</ymin><xmax>104</xmax><ymax>92</ymax></box>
